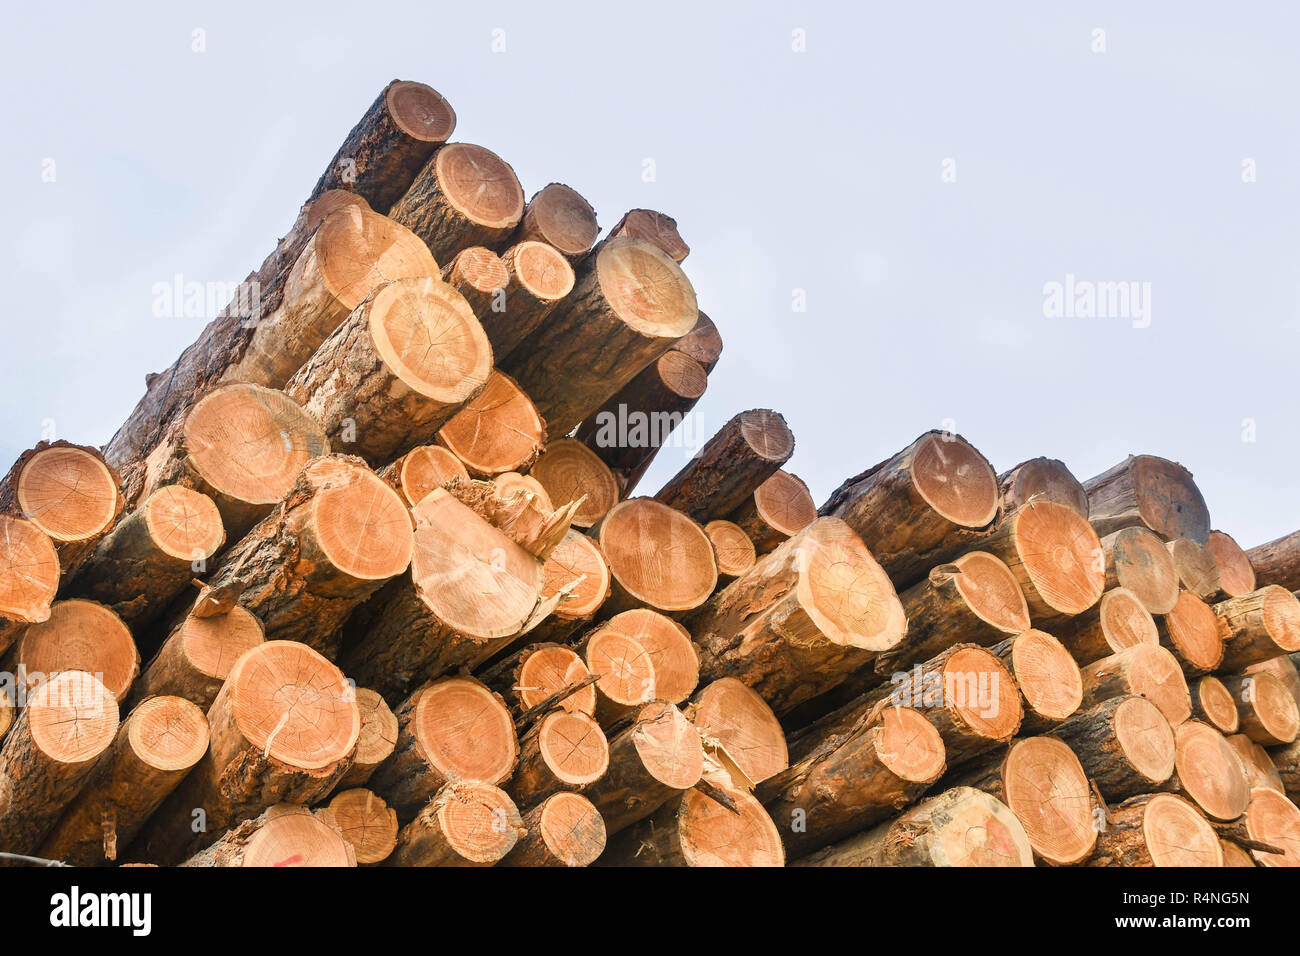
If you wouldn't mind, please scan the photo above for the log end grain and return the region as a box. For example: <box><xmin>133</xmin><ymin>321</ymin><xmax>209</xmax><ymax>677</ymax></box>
<box><xmin>11</xmin><ymin>443</ymin><xmax>122</xmax><ymax>546</ymax></box>
<box><xmin>1107</xmin><ymin>527</ymin><xmax>1180</xmax><ymax>614</ymax></box>
<box><xmin>14</xmin><ymin>599</ymin><xmax>140</xmax><ymax>702</ymax></box>
<box><xmin>1173</xmin><ymin>719</ymin><xmax>1251</xmax><ymax>821</ymax></box>
<box><xmin>437</xmin><ymin>369</ymin><xmax>545</xmax><ymax>477</ymax></box>
<box><xmin>531</xmin><ymin>439</ymin><xmax>619</xmax><ymax>529</ymax></box>
<box><xmin>0</xmin><ymin>514</ymin><xmax>60</xmax><ymax>631</ymax></box>
<box><xmin>1000</xmin><ymin>736</ymin><xmax>1097</xmax><ymax>865</ymax></box>
<box><xmin>704</xmin><ymin>520</ymin><xmax>757</xmax><ymax>578</ymax></box>
<box><xmin>1207</xmin><ymin>530</ymin><xmax>1256</xmax><ymax>597</ymax></box>
<box><xmin>328</xmin><ymin>788</ymin><xmax>399</xmax><ymax>864</ymax></box>
<box><xmin>602</xmin><ymin>608</ymin><xmax>699</xmax><ymax>705</ymax></box>
<box><xmin>598</xmin><ymin>498</ymin><xmax>717</xmax><ymax>613</ymax></box>
<box><xmin>687</xmin><ymin>677</ymin><xmax>788</xmax><ymax>784</ymax></box>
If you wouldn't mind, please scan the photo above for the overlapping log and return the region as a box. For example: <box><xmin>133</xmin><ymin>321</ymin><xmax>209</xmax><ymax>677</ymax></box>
<box><xmin>131</xmin><ymin>606</ymin><xmax>264</xmax><ymax>710</ymax></box>
<box><xmin>2</xmin><ymin>598</ymin><xmax>140</xmax><ymax>702</ymax></box>
<box><xmin>435</xmin><ymin>369</ymin><xmax>545</xmax><ymax>478</ymax></box>
<box><xmin>1156</xmin><ymin>590</ymin><xmax>1224</xmax><ymax>675</ymax></box>
<box><xmin>989</xmin><ymin>629</ymin><xmax>1082</xmax><ymax>733</ymax></box>
<box><xmin>1055</xmin><ymin>587</ymin><xmax>1158</xmax><ymax>666</ymax></box>
<box><xmin>1163</xmin><ymin>719</ymin><xmax>1251</xmax><ymax>822</ymax></box>
<box><xmin>1167</xmin><ymin>538</ymin><xmax>1221</xmax><ymax>600</ymax></box>
<box><xmin>596</xmin><ymin>498</ymin><xmax>718</xmax><ymax>617</ymax></box>
<box><xmin>997</xmin><ymin>457</ymin><xmax>1089</xmax><ymax>518</ymax></box>
<box><xmin>181</xmin><ymin>804</ymin><xmax>355</xmax><ymax>868</ymax></box>
<box><xmin>577</xmin><ymin>623</ymin><xmax>657</xmax><ymax>724</ymax></box>
<box><xmin>1098</xmin><ymin>527</ymin><xmax>1179</xmax><ymax>615</ymax></box>
<box><xmin>508</xmin><ymin>709</ymin><xmax>609</xmax><ymax>809</ymax></box>
<box><xmin>674</xmin><ymin>311</ymin><xmax>722</xmax><ymax>372</ymax></box>
<box><xmin>1190</xmin><ymin>676</ymin><xmax>1240</xmax><ymax>735</ymax></box>
<box><xmin>478</xmin><ymin>642</ymin><xmax>598</xmax><ymax>718</ymax></box>
<box><xmin>1219</xmin><ymin>672</ymin><xmax>1300</xmax><ymax>746</ymax></box>
<box><xmin>379</xmin><ymin>444</ymin><xmax>469</xmax><ymax>507</ymax></box>
<box><xmin>1248</xmin><ymin>530</ymin><xmax>1300</xmax><ymax>593</ymax></box>
<box><xmin>387</xmin><ymin>780</ymin><xmax>524</xmax><ymax>867</ymax></box>
<box><xmin>326</xmin><ymin>789</ymin><xmax>398</xmax><ymax>865</ymax></box>
<box><xmin>440</xmin><ymin>246</ymin><xmax>508</xmax><ymax>320</ymax></box>
<box><xmin>0</xmin><ymin>514</ymin><xmax>60</xmax><ymax>654</ymax></box>
<box><xmin>593</xmin><ymin>209</ymin><xmax>689</xmax><ymax>263</ymax></box>
<box><xmin>510</xmin><ymin>183</ymin><xmax>600</xmax><ymax>259</ymax></box>
<box><xmin>703</xmin><ymin>520</ymin><xmax>756</xmax><ymax>581</ymax></box>
<box><xmin>1077</xmin><ymin>644</ymin><xmax>1191</xmax><ymax>726</ymax></box>
<box><xmin>477</xmin><ymin>241</ymin><xmax>575</xmax><ymax>364</ymax></box>
<box><xmin>727</xmin><ymin>470</ymin><xmax>817</xmax><ymax>555</ymax></box>
<box><xmin>685</xmin><ymin>678</ymin><xmax>788</xmax><ymax>784</ymax></box>
<box><xmin>1223</xmin><ymin>787</ymin><xmax>1300</xmax><ymax>866</ymax></box>
<box><xmin>500</xmin><ymin>792</ymin><xmax>606</xmax><ymax>867</ymax></box>
<box><xmin>1227</xmin><ymin>735</ymin><xmax>1284</xmax><ymax>793</ymax></box>
<box><xmin>1053</xmin><ymin>695</ymin><xmax>1176</xmax><ymax>801</ymax></box>
<box><xmin>1249</xmin><ymin>652</ymin><xmax>1300</xmax><ymax>709</ymax></box>
<box><xmin>1213</xmin><ymin>586</ymin><xmax>1300</xmax><ymax>671</ymax></box>
<box><xmin>1082</xmin><ymin>455</ymin><xmax>1211</xmax><ymax>544</ymax></box>
<box><xmin>597</xmin><ymin>608</ymin><xmax>699</xmax><ymax>705</ymax></box>
<box><xmin>1087</xmin><ymin>793</ymin><xmax>1223</xmax><ymax>867</ymax></box>
<box><xmin>1207</xmin><ymin>530</ymin><xmax>1256</xmax><ymax>598</ymax></box>
<box><xmin>335</xmin><ymin>689</ymin><xmax>399</xmax><ymax>790</ymax></box>
<box><xmin>529</xmin><ymin>439</ymin><xmax>618</xmax><ymax>529</ymax></box>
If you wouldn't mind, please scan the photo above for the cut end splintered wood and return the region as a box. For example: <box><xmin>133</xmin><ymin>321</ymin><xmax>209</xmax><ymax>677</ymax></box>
<box><xmin>598</xmin><ymin>498</ymin><xmax>717</xmax><ymax>614</ymax></box>
<box><xmin>1084</xmin><ymin>455</ymin><xmax>1211</xmax><ymax>544</ymax></box>
<box><xmin>530</xmin><ymin>439</ymin><xmax>619</xmax><ymax>529</ymax></box>
<box><xmin>12</xmin><ymin>599</ymin><xmax>140</xmax><ymax>702</ymax></box>
<box><xmin>128</xmin><ymin>695</ymin><xmax>210</xmax><ymax>771</ymax></box>
<box><xmin>704</xmin><ymin>520</ymin><xmax>756</xmax><ymax>579</ymax></box>
<box><xmin>437</xmin><ymin>370</ymin><xmax>545</xmax><ymax>477</ymax></box>
<box><xmin>225</xmin><ymin>641</ymin><xmax>360</xmax><ymax>771</ymax></box>
<box><xmin>328</xmin><ymin>789</ymin><xmax>399</xmax><ymax>864</ymax></box>
<box><xmin>539</xmin><ymin>530</ymin><xmax>609</xmax><ymax>625</ymax></box>
<box><xmin>630</xmin><ymin>700</ymin><xmax>705</xmax><ymax>791</ymax></box>
<box><xmin>140</xmin><ymin>486</ymin><xmax>224</xmax><ymax>562</ymax></box>
<box><xmin>1173</xmin><ymin>719</ymin><xmax>1251</xmax><ymax>822</ymax></box>
<box><xmin>1104</xmin><ymin>527</ymin><xmax>1180</xmax><ymax>615</ymax></box>
<box><xmin>384</xmin><ymin>80</ymin><xmax>457</xmax><ymax>142</ymax></box>
<box><xmin>535</xmin><ymin>710</ymin><xmax>609</xmax><ymax>787</ymax></box>
<box><xmin>1207</xmin><ymin>530</ymin><xmax>1256</xmax><ymax>597</ymax></box>
<box><xmin>409</xmin><ymin>677</ymin><xmax>518</xmax><ymax>786</ymax></box>
<box><xmin>601</xmin><ymin>609</ymin><xmax>699</xmax><ymax>705</ymax></box>
<box><xmin>512</xmin><ymin>643</ymin><xmax>597</xmax><ymax>716</ymax></box>
<box><xmin>1000</xmin><ymin>736</ymin><xmax>1097</xmax><ymax>865</ymax></box>
<box><xmin>997</xmin><ymin>457</ymin><xmax>1089</xmax><ymax>519</ymax></box>
<box><xmin>1194</xmin><ymin>676</ymin><xmax>1240</xmax><ymax>735</ymax></box>
<box><xmin>495</xmin><ymin>472</ymin><xmax>553</xmax><ymax>510</ymax></box>
<box><xmin>688</xmin><ymin>678</ymin><xmax>788</xmax><ymax>784</ymax></box>
<box><xmin>602</xmin><ymin>209</ymin><xmax>689</xmax><ymax>263</ymax></box>
<box><xmin>1003</xmin><ymin>629</ymin><xmax>1083</xmax><ymax>723</ymax></box>
<box><xmin>0</xmin><ymin>514</ymin><xmax>59</xmax><ymax>628</ymax></box>
<box><xmin>1160</xmin><ymin>590</ymin><xmax>1224</xmax><ymax>674</ymax></box>
<box><xmin>27</xmin><ymin>670</ymin><xmax>119</xmax><ymax>765</ymax></box>
<box><xmin>1113</xmin><ymin>695</ymin><xmax>1178</xmax><ymax>786</ymax></box>
<box><xmin>1167</xmin><ymin>538</ymin><xmax>1221</xmax><ymax>600</ymax></box>
<box><xmin>514</xmin><ymin>184</ymin><xmax>600</xmax><ymax>258</ymax></box>
<box><xmin>1138</xmin><ymin>794</ymin><xmax>1224</xmax><ymax>866</ymax></box>
<box><xmin>11</xmin><ymin>443</ymin><xmax>121</xmax><ymax>545</ymax></box>
<box><xmin>526</xmin><ymin>792</ymin><xmax>606</xmax><ymax>866</ymax></box>
<box><xmin>1244</xmin><ymin>787</ymin><xmax>1300</xmax><ymax>866</ymax></box>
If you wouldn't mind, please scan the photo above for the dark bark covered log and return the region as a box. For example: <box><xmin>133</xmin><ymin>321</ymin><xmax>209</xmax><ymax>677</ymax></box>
<box><xmin>989</xmin><ymin>629</ymin><xmax>1083</xmax><ymax>733</ymax></box>
<box><xmin>1099</xmin><ymin>527</ymin><xmax>1179</xmax><ymax>615</ymax></box>
<box><xmin>997</xmin><ymin>457</ymin><xmax>1089</xmax><ymax>518</ymax></box>
<box><xmin>1078</xmin><ymin>644</ymin><xmax>1191</xmax><ymax>726</ymax></box>
<box><xmin>130</xmin><ymin>606</ymin><xmax>264</xmax><ymax>711</ymax></box>
<box><xmin>326</xmin><ymin>788</ymin><xmax>398</xmax><ymax>865</ymax></box>
<box><xmin>510</xmin><ymin>183</ymin><xmax>600</xmax><ymax>260</ymax></box>
<box><xmin>0</xmin><ymin>514</ymin><xmax>60</xmax><ymax>655</ymax></box>
<box><xmin>592</xmin><ymin>209</ymin><xmax>689</xmax><ymax>263</ymax></box>
<box><xmin>379</xmin><ymin>443</ymin><xmax>469</xmax><ymax>507</ymax></box>
<box><xmin>1082</xmin><ymin>455</ymin><xmax>1211</xmax><ymax>544</ymax></box>
<box><xmin>1248</xmin><ymin>529</ymin><xmax>1300</xmax><ymax>593</ymax></box>
<box><xmin>1055</xmin><ymin>587</ymin><xmax>1158</xmax><ymax>666</ymax></box>
<box><xmin>3</xmin><ymin>598</ymin><xmax>140</xmax><ymax>702</ymax></box>
<box><xmin>500</xmin><ymin>792</ymin><xmax>606</xmax><ymax>867</ymax></box>
<box><xmin>1207</xmin><ymin>530</ymin><xmax>1257</xmax><ymax>598</ymax></box>
<box><xmin>673</xmin><ymin>311</ymin><xmax>722</xmax><ymax>372</ymax></box>
<box><xmin>507</xmin><ymin>709</ymin><xmax>608</xmax><ymax>809</ymax></box>
<box><xmin>436</xmin><ymin>369</ymin><xmax>545</xmax><ymax>478</ymax></box>
<box><xmin>1219</xmin><ymin>672</ymin><xmax>1300</xmax><ymax>746</ymax></box>
<box><xmin>1214</xmin><ymin>586</ymin><xmax>1300</xmax><ymax>671</ymax></box>
<box><xmin>1053</xmin><ymin>695</ymin><xmax>1176</xmax><ymax>801</ymax></box>
<box><xmin>595</xmin><ymin>498</ymin><xmax>717</xmax><ymax>617</ymax></box>
<box><xmin>529</xmin><ymin>439</ymin><xmax>619</xmax><ymax>529</ymax></box>
<box><xmin>1163</xmin><ymin>719</ymin><xmax>1251</xmax><ymax>822</ymax></box>
<box><xmin>1086</xmin><ymin>793</ymin><xmax>1222</xmax><ymax>867</ymax></box>
<box><xmin>1157</xmin><ymin>590</ymin><xmax>1224</xmax><ymax>675</ymax></box>
<box><xmin>181</xmin><ymin>804</ymin><xmax>355</xmax><ymax>867</ymax></box>
<box><xmin>387</xmin><ymin>781</ymin><xmax>524</xmax><ymax>867</ymax></box>
<box><xmin>603</xmin><ymin>781</ymin><xmax>784</xmax><ymax>867</ymax></box>
<box><xmin>821</xmin><ymin>431</ymin><xmax>1000</xmax><ymax>590</ymax></box>
<box><xmin>727</xmin><ymin>470</ymin><xmax>817</xmax><ymax>555</ymax></box>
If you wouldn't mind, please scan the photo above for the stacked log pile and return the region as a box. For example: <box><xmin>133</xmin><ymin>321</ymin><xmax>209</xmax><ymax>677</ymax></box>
<box><xmin>1</xmin><ymin>78</ymin><xmax>1298</xmax><ymax>869</ymax></box>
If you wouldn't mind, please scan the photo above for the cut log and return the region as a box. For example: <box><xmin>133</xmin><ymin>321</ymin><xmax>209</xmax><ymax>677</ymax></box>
<box><xmin>435</xmin><ymin>369</ymin><xmax>545</xmax><ymax>478</ymax></box>
<box><xmin>1220</xmin><ymin>672</ymin><xmax>1300</xmax><ymax>746</ymax></box>
<box><xmin>1054</xmin><ymin>587</ymin><xmax>1158</xmax><ymax>666</ymax></box>
<box><xmin>873</xmin><ymin>551</ymin><xmax>1029</xmax><ymax>676</ymax></box>
<box><xmin>1191</xmin><ymin>676</ymin><xmax>1240</xmax><ymax>735</ymax></box>
<box><xmin>326</xmin><ymin>789</ymin><xmax>398</xmax><ymax>865</ymax></box>
<box><xmin>604</xmin><ymin>781</ymin><xmax>784</xmax><ymax>867</ymax></box>
<box><xmin>599</xmin><ymin>608</ymin><xmax>698</xmax><ymax>705</ymax></box>
<box><xmin>285</xmin><ymin>276</ymin><xmax>492</xmax><ymax>465</ymax></box>
<box><xmin>139</xmin><ymin>640</ymin><xmax>360</xmax><ymax>864</ymax></box>
<box><xmin>0</xmin><ymin>671</ymin><xmax>118</xmax><ymax>854</ymax></box>
<box><xmin>653</xmin><ymin>410</ymin><xmax>795</xmax><ymax>522</ymax></box>
<box><xmin>793</xmin><ymin>786</ymin><xmax>1033</xmax><ymax>867</ymax></box>
<box><xmin>727</xmin><ymin>470</ymin><xmax>817</xmax><ymax>555</ymax></box>
<box><xmin>687</xmin><ymin>516</ymin><xmax>905</xmax><ymax>715</ymax></box>
<box><xmin>1082</xmin><ymin>455</ymin><xmax>1211</xmax><ymax>544</ymax></box>
<box><xmin>997</xmin><ymin>457</ymin><xmax>1089</xmax><ymax>518</ymax></box>
<box><xmin>503</xmin><ymin>237</ymin><xmax>698</xmax><ymax>436</ymax></box>
<box><xmin>966</xmin><ymin>499</ymin><xmax>1105</xmax><ymax>625</ymax></box>
<box><xmin>1247</xmin><ymin>652</ymin><xmax>1300</xmax><ymax>710</ymax></box>
<box><xmin>379</xmin><ymin>443</ymin><xmax>469</xmax><ymax>507</ymax></box>
<box><xmin>478</xmin><ymin>642</ymin><xmax>597</xmax><ymax>718</ymax></box>
<box><xmin>511</xmin><ymin>184</ymin><xmax>600</xmax><ymax>259</ymax></box>
<box><xmin>0</xmin><ymin>514</ymin><xmax>60</xmax><ymax>654</ymax></box>
<box><xmin>508</xmin><ymin>709</ymin><xmax>609</xmax><ymax>809</ymax></box>
<box><xmin>1272</xmin><ymin>737</ymin><xmax>1300</xmax><ymax>800</ymax></box>
<box><xmin>1156</xmin><ymin>590</ymin><xmax>1223</xmax><ymax>675</ymax></box>
<box><xmin>194</xmin><ymin>455</ymin><xmax>412</xmax><ymax>657</ymax></box>
<box><xmin>1214</xmin><ymin>586</ymin><xmax>1300</xmax><ymax>671</ymax></box>
<box><xmin>760</xmin><ymin>705</ymin><xmax>944</xmax><ymax>857</ymax></box>
<box><xmin>703</xmin><ymin>520</ymin><xmax>756</xmax><ymax>581</ymax></box>
<box><xmin>367</xmin><ymin>676</ymin><xmax>518</xmax><ymax>822</ymax></box>
<box><xmin>500</xmin><ymin>792</ymin><xmax>606</xmax><ymax>867</ymax></box>
<box><xmin>496</xmin><ymin>472</ymin><xmax>552</xmax><ymax>509</ymax></box>
<box><xmin>1234</xmin><ymin>787</ymin><xmax>1300</xmax><ymax>866</ymax></box>
<box><xmin>1248</xmin><ymin>529</ymin><xmax>1300</xmax><ymax>593</ymax></box>
<box><xmin>822</xmin><ymin>431</ymin><xmax>1000</xmax><ymax>590</ymax></box>
<box><xmin>528</xmin><ymin>439</ymin><xmax>618</xmax><ymax>529</ymax></box>
<box><xmin>387</xmin><ymin>780</ymin><xmax>524</xmax><ymax>867</ymax></box>
<box><xmin>1077</xmin><ymin>644</ymin><xmax>1191</xmax><ymax>726</ymax></box>
<box><xmin>389</xmin><ymin>142</ymin><xmax>525</xmax><ymax>262</ymax></box>
<box><xmin>1221</xmin><ymin>839</ymin><xmax>1258</xmax><ymax>867</ymax></box>
<box><xmin>0</xmin><ymin>441</ymin><xmax>123</xmax><ymax>579</ymax></box>
<box><xmin>181</xmin><ymin>804</ymin><xmax>355</xmax><ymax>867</ymax></box>
<box><xmin>38</xmin><ymin>695</ymin><xmax>208</xmax><ymax>866</ymax></box>
<box><xmin>311</xmin><ymin>79</ymin><xmax>456</xmax><ymax>213</ymax></box>
<box><xmin>685</xmin><ymin>678</ymin><xmax>788</xmax><ymax>784</ymax></box>
<box><xmin>1053</xmin><ymin>695</ymin><xmax>1175</xmax><ymax>801</ymax></box>
<box><xmin>578</xmin><ymin>623</ymin><xmax>657</xmax><ymax>724</ymax></box>
<box><xmin>335</xmin><ymin>688</ymin><xmax>399</xmax><ymax>789</ymax></box>
<box><xmin>1099</xmin><ymin>527</ymin><xmax>1180</xmax><ymax>615</ymax></box>
<box><xmin>134</xmin><ymin>383</ymin><xmax>330</xmax><ymax>540</ymax></box>
<box><xmin>442</xmin><ymin>475</ymin><xmax>575</xmax><ymax>561</ymax></box>
<box><xmin>673</xmin><ymin>311</ymin><xmax>723</xmax><ymax>373</ymax></box>
<box><xmin>440</xmin><ymin>245</ymin><xmax>508</xmax><ymax>320</ymax></box>
<box><xmin>478</xmin><ymin>241</ymin><xmax>575</xmax><ymax>364</ymax></box>
<box><xmin>340</xmin><ymin>489</ymin><xmax>544</xmax><ymax>701</ymax></box>
<box><xmin>130</xmin><ymin>606</ymin><xmax>264</xmax><ymax>710</ymax></box>
<box><xmin>1166</xmin><ymin>537</ymin><xmax>1221</xmax><ymax>600</ymax></box>
<box><xmin>595</xmin><ymin>209</ymin><xmax>689</xmax><ymax>263</ymax></box>
<box><xmin>1207</xmin><ymin>530</ymin><xmax>1256</xmax><ymax>597</ymax></box>
<box><xmin>1165</xmin><ymin>719</ymin><xmax>1251</xmax><ymax>822</ymax></box>
<box><xmin>3</xmin><ymin>599</ymin><xmax>139</xmax><ymax>702</ymax></box>
<box><xmin>596</xmin><ymin>498</ymin><xmax>717</xmax><ymax>616</ymax></box>
<box><xmin>949</xmin><ymin>736</ymin><xmax>1097</xmax><ymax>865</ymax></box>
<box><xmin>1087</xmin><ymin>793</ymin><xmax>1222</xmax><ymax>867</ymax></box>
<box><xmin>1227</xmin><ymin>735</ymin><xmax>1284</xmax><ymax>793</ymax></box>
<box><xmin>573</xmin><ymin>350</ymin><xmax>708</xmax><ymax>495</ymax></box>
<box><xmin>583</xmin><ymin>700</ymin><xmax>703</xmax><ymax>835</ymax></box>
<box><xmin>70</xmin><ymin>485</ymin><xmax>224</xmax><ymax>626</ymax></box>
<box><xmin>989</xmin><ymin>629</ymin><xmax>1082</xmax><ymax>733</ymax></box>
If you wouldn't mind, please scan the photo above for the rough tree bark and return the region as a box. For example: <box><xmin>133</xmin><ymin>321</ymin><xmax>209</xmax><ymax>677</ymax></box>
<box><xmin>1082</xmin><ymin>455</ymin><xmax>1211</xmax><ymax>544</ymax></box>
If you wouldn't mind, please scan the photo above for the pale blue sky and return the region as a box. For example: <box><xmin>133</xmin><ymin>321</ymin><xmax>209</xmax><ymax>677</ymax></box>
<box><xmin>3</xmin><ymin>1</ymin><xmax>1297</xmax><ymax>547</ymax></box>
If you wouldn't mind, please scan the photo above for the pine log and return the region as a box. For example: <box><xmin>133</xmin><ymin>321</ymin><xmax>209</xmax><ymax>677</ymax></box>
<box><xmin>502</xmin><ymin>237</ymin><xmax>699</xmax><ymax>436</ymax></box>
<box><xmin>1230</xmin><ymin>787</ymin><xmax>1300</xmax><ymax>866</ymax></box>
<box><xmin>1164</xmin><ymin>719</ymin><xmax>1251</xmax><ymax>822</ymax></box>
<box><xmin>181</xmin><ymin>804</ymin><xmax>355</xmax><ymax>867</ymax></box>
<box><xmin>340</xmin><ymin>489</ymin><xmax>545</xmax><ymax>701</ymax></box>
<box><xmin>760</xmin><ymin>705</ymin><xmax>944</xmax><ymax>858</ymax></box>
<box><xmin>596</xmin><ymin>608</ymin><xmax>699</xmax><ymax>705</ymax></box>
<box><xmin>478</xmin><ymin>642</ymin><xmax>598</xmax><ymax>719</ymax></box>
<box><xmin>687</xmin><ymin>516</ymin><xmax>905</xmax><ymax>715</ymax></box>
<box><xmin>70</xmin><ymin>486</ymin><xmax>224</xmax><ymax>626</ymax></box>
<box><xmin>674</xmin><ymin>311</ymin><xmax>722</xmax><ymax>372</ymax></box>
<box><xmin>1099</xmin><ymin>527</ymin><xmax>1179</xmax><ymax>615</ymax></box>
<box><xmin>996</xmin><ymin>457</ymin><xmax>1089</xmax><ymax>518</ymax></box>
<box><xmin>1191</xmin><ymin>676</ymin><xmax>1240</xmax><ymax>735</ymax></box>
<box><xmin>595</xmin><ymin>498</ymin><xmax>718</xmax><ymax>616</ymax></box>
<box><xmin>434</xmin><ymin>369</ymin><xmax>545</xmax><ymax>478</ymax></box>
<box><xmin>577</xmin><ymin>623</ymin><xmax>657</xmax><ymax>724</ymax></box>
<box><xmin>139</xmin><ymin>641</ymin><xmax>359</xmax><ymax>864</ymax></box>
<box><xmin>1248</xmin><ymin>529</ymin><xmax>1300</xmax><ymax>593</ymax></box>
<box><xmin>285</xmin><ymin>276</ymin><xmax>492</xmax><ymax>465</ymax></box>
<box><xmin>1053</xmin><ymin>695</ymin><xmax>1176</xmax><ymax>801</ymax></box>
<box><xmin>685</xmin><ymin>677</ymin><xmax>788</xmax><ymax>784</ymax></box>
<box><xmin>387</xmin><ymin>780</ymin><xmax>524</xmax><ymax>867</ymax></box>
<box><xmin>311</xmin><ymin>79</ymin><xmax>456</xmax><ymax>213</ymax></box>
<box><xmin>727</xmin><ymin>470</ymin><xmax>817</xmax><ymax>556</ymax></box>
<box><xmin>193</xmin><ymin>455</ymin><xmax>412</xmax><ymax>657</ymax></box>
<box><xmin>583</xmin><ymin>700</ymin><xmax>703</xmax><ymax>835</ymax></box>
<box><xmin>528</xmin><ymin>439</ymin><xmax>618</xmax><ymax>529</ymax></box>
<box><xmin>441</xmin><ymin>475</ymin><xmax>576</xmax><ymax>561</ymax></box>
<box><xmin>511</xmin><ymin>183</ymin><xmax>600</xmax><ymax>259</ymax></box>
<box><xmin>1249</xmin><ymin>652</ymin><xmax>1300</xmax><ymax>709</ymax></box>
<box><xmin>0</xmin><ymin>441</ymin><xmax>124</xmax><ymax>580</ymax></box>
<box><xmin>872</xmin><ymin>551</ymin><xmax>1029</xmax><ymax>677</ymax></box>
<box><xmin>477</xmin><ymin>241</ymin><xmax>575</xmax><ymax>364</ymax></box>
<box><xmin>594</xmin><ymin>209</ymin><xmax>689</xmax><ymax>263</ymax></box>
<box><xmin>500</xmin><ymin>792</ymin><xmax>606</xmax><ymax>867</ymax></box>
<box><xmin>326</xmin><ymin>788</ymin><xmax>398</xmax><ymax>865</ymax></box>
<box><xmin>573</xmin><ymin>350</ymin><xmax>708</xmax><ymax>495</ymax></box>
<box><xmin>38</xmin><ymin>695</ymin><xmax>208</xmax><ymax>866</ymax></box>
<box><xmin>1087</xmin><ymin>793</ymin><xmax>1223</xmax><ymax>866</ymax></box>
<box><xmin>2</xmin><ymin>598</ymin><xmax>139</xmax><ymax>702</ymax></box>
<box><xmin>1082</xmin><ymin>455</ymin><xmax>1211</xmax><ymax>544</ymax></box>
<box><xmin>948</xmin><ymin>736</ymin><xmax>1097</xmax><ymax>865</ymax></box>
<box><xmin>440</xmin><ymin>245</ymin><xmax>508</xmax><ymax>320</ymax></box>
<box><xmin>1214</xmin><ymin>586</ymin><xmax>1300</xmax><ymax>671</ymax></box>
<box><xmin>989</xmin><ymin>629</ymin><xmax>1082</xmax><ymax>733</ymax></box>
<box><xmin>1167</xmin><ymin>537</ymin><xmax>1221</xmax><ymax>600</ymax></box>
<box><xmin>1207</xmin><ymin>530</ymin><xmax>1256</xmax><ymax>597</ymax></box>
<box><xmin>1156</xmin><ymin>590</ymin><xmax>1224</xmax><ymax>675</ymax></box>
<box><xmin>703</xmin><ymin>520</ymin><xmax>756</xmax><ymax>581</ymax></box>
<box><xmin>1271</xmin><ymin>737</ymin><xmax>1300</xmax><ymax>800</ymax></box>
<box><xmin>367</xmin><ymin>676</ymin><xmax>518</xmax><ymax>822</ymax></box>
<box><xmin>0</xmin><ymin>671</ymin><xmax>118</xmax><ymax>855</ymax></box>
<box><xmin>793</xmin><ymin>786</ymin><xmax>1033</xmax><ymax>867</ymax></box>
<box><xmin>1078</xmin><ymin>644</ymin><xmax>1191</xmax><ymax>726</ymax></box>
<box><xmin>1219</xmin><ymin>672</ymin><xmax>1300</xmax><ymax>746</ymax></box>
<box><xmin>508</xmin><ymin>709</ymin><xmax>609</xmax><ymax>809</ymax></box>
<box><xmin>335</xmin><ymin>688</ymin><xmax>398</xmax><ymax>790</ymax></box>
<box><xmin>130</xmin><ymin>383</ymin><xmax>330</xmax><ymax>540</ymax></box>
<box><xmin>821</xmin><ymin>431</ymin><xmax>1001</xmax><ymax>589</ymax></box>
<box><xmin>1055</xmin><ymin>587</ymin><xmax>1158</xmax><ymax>666</ymax></box>
<box><xmin>1221</xmin><ymin>839</ymin><xmax>1258</xmax><ymax>866</ymax></box>
<box><xmin>130</xmin><ymin>606</ymin><xmax>264</xmax><ymax>710</ymax></box>
<box><xmin>389</xmin><ymin>142</ymin><xmax>525</xmax><ymax>262</ymax></box>
<box><xmin>1227</xmin><ymin>734</ymin><xmax>1284</xmax><ymax>793</ymax></box>
<box><xmin>0</xmin><ymin>514</ymin><xmax>60</xmax><ymax>654</ymax></box>
<box><xmin>378</xmin><ymin>443</ymin><xmax>469</xmax><ymax>507</ymax></box>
